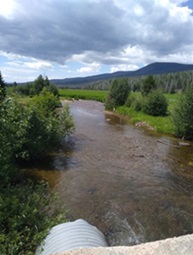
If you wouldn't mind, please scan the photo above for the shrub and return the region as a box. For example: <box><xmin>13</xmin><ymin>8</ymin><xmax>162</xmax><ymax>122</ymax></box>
<box><xmin>30</xmin><ymin>88</ymin><xmax>61</xmax><ymax>117</ymax></box>
<box><xmin>133</xmin><ymin>97</ymin><xmax>143</xmax><ymax>111</ymax></box>
<box><xmin>125</xmin><ymin>93</ymin><xmax>144</xmax><ymax>111</ymax></box>
<box><xmin>105</xmin><ymin>78</ymin><xmax>130</xmax><ymax>110</ymax></box>
<box><xmin>0</xmin><ymin>92</ymin><xmax>74</xmax><ymax>165</ymax></box>
<box><xmin>125</xmin><ymin>93</ymin><xmax>136</xmax><ymax>107</ymax></box>
<box><xmin>143</xmin><ymin>90</ymin><xmax>168</xmax><ymax>116</ymax></box>
<box><xmin>105</xmin><ymin>94</ymin><xmax>115</xmax><ymax>111</ymax></box>
<box><xmin>0</xmin><ymin>180</ymin><xmax>66</xmax><ymax>255</ymax></box>
<box><xmin>172</xmin><ymin>87</ymin><xmax>193</xmax><ymax>140</ymax></box>
<box><xmin>141</xmin><ymin>75</ymin><xmax>157</xmax><ymax>97</ymax></box>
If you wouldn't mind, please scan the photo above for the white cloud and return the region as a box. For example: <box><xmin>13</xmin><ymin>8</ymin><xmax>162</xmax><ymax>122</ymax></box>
<box><xmin>111</xmin><ymin>64</ymin><xmax>139</xmax><ymax>73</ymax></box>
<box><xmin>0</xmin><ymin>0</ymin><xmax>19</xmax><ymax>19</ymax></box>
<box><xmin>77</xmin><ymin>62</ymin><xmax>101</xmax><ymax>74</ymax></box>
<box><xmin>24</xmin><ymin>60</ymin><xmax>53</xmax><ymax>70</ymax></box>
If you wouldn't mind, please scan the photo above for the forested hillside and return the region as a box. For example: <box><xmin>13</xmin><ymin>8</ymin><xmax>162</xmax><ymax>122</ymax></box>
<box><xmin>48</xmin><ymin>62</ymin><xmax>193</xmax><ymax>90</ymax></box>
<box><xmin>86</xmin><ymin>70</ymin><xmax>193</xmax><ymax>93</ymax></box>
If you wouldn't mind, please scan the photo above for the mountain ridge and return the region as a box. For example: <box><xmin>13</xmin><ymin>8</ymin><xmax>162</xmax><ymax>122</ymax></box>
<box><xmin>51</xmin><ymin>62</ymin><xmax>193</xmax><ymax>87</ymax></box>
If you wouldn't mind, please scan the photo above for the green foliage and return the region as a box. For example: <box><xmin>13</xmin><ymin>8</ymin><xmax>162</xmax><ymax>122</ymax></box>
<box><xmin>47</xmin><ymin>83</ymin><xmax>59</xmax><ymax>97</ymax></box>
<box><xmin>143</xmin><ymin>90</ymin><xmax>168</xmax><ymax>116</ymax></box>
<box><xmin>0</xmin><ymin>89</ymin><xmax>74</xmax><ymax>171</ymax></box>
<box><xmin>0</xmin><ymin>99</ymin><xmax>30</xmax><ymax>183</ymax></box>
<box><xmin>125</xmin><ymin>93</ymin><xmax>143</xmax><ymax>111</ymax></box>
<box><xmin>58</xmin><ymin>104</ymin><xmax>75</xmax><ymax>136</ymax></box>
<box><xmin>33</xmin><ymin>75</ymin><xmax>45</xmax><ymax>95</ymax></box>
<box><xmin>0</xmin><ymin>180</ymin><xmax>66</xmax><ymax>255</ymax></box>
<box><xmin>104</xmin><ymin>95</ymin><xmax>115</xmax><ymax>111</ymax></box>
<box><xmin>31</xmin><ymin>88</ymin><xmax>61</xmax><ymax>116</ymax></box>
<box><xmin>0</xmin><ymin>71</ymin><xmax>6</xmax><ymax>102</ymax></box>
<box><xmin>0</xmin><ymin>72</ymin><xmax>73</xmax><ymax>255</ymax></box>
<box><xmin>105</xmin><ymin>78</ymin><xmax>130</xmax><ymax>110</ymax></box>
<box><xmin>16</xmin><ymin>75</ymin><xmax>59</xmax><ymax>97</ymax></box>
<box><xmin>117</xmin><ymin>105</ymin><xmax>174</xmax><ymax>134</ymax></box>
<box><xmin>172</xmin><ymin>87</ymin><xmax>193</xmax><ymax>140</ymax></box>
<box><xmin>141</xmin><ymin>75</ymin><xmax>157</xmax><ymax>96</ymax></box>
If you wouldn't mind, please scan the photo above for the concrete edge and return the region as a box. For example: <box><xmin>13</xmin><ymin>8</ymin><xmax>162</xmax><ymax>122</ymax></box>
<box><xmin>53</xmin><ymin>234</ymin><xmax>193</xmax><ymax>255</ymax></box>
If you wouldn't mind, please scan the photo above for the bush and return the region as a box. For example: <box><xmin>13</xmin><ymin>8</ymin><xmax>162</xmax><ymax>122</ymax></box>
<box><xmin>105</xmin><ymin>94</ymin><xmax>115</xmax><ymax>111</ymax></box>
<box><xmin>0</xmin><ymin>180</ymin><xmax>66</xmax><ymax>255</ymax></box>
<box><xmin>125</xmin><ymin>93</ymin><xmax>136</xmax><ymax>107</ymax></box>
<box><xmin>30</xmin><ymin>88</ymin><xmax>61</xmax><ymax>117</ymax></box>
<box><xmin>125</xmin><ymin>93</ymin><xmax>144</xmax><ymax>111</ymax></box>
<box><xmin>143</xmin><ymin>90</ymin><xmax>168</xmax><ymax>116</ymax></box>
<box><xmin>105</xmin><ymin>78</ymin><xmax>130</xmax><ymax>110</ymax></box>
<box><xmin>172</xmin><ymin>87</ymin><xmax>193</xmax><ymax>139</ymax></box>
<box><xmin>0</xmin><ymin>92</ymin><xmax>74</xmax><ymax>167</ymax></box>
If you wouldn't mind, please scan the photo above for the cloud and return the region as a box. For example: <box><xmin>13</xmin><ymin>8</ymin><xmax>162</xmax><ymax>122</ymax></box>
<box><xmin>1</xmin><ymin>0</ymin><xmax>193</xmax><ymax>82</ymax></box>
<box><xmin>110</xmin><ymin>64</ymin><xmax>139</xmax><ymax>73</ymax></box>
<box><xmin>24</xmin><ymin>60</ymin><xmax>53</xmax><ymax>70</ymax></box>
<box><xmin>77</xmin><ymin>62</ymin><xmax>101</xmax><ymax>74</ymax></box>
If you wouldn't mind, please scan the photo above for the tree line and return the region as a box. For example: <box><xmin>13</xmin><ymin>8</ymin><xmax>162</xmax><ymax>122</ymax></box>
<box><xmin>86</xmin><ymin>70</ymin><xmax>193</xmax><ymax>93</ymax></box>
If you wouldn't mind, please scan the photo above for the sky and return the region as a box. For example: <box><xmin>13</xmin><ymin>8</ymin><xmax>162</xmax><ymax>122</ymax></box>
<box><xmin>0</xmin><ymin>0</ymin><xmax>193</xmax><ymax>83</ymax></box>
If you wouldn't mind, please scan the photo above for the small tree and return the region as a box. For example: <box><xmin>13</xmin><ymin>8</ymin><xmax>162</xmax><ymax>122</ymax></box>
<box><xmin>143</xmin><ymin>89</ymin><xmax>168</xmax><ymax>116</ymax></box>
<box><xmin>105</xmin><ymin>78</ymin><xmax>130</xmax><ymax>110</ymax></box>
<box><xmin>0</xmin><ymin>71</ymin><xmax>6</xmax><ymax>102</ymax></box>
<box><xmin>141</xmin><ymin>75</ymin><xmax>157</xmax><ymax>97</ymax></box>
<box><xmin>172</xmin><ymin>87</ymin><xmax>193</xmax><ymax>140</ymax></box>
<box><xmin>33</xmin><ymin>75</ymin><xmax>45</xmax><ymax>95</ymax></box>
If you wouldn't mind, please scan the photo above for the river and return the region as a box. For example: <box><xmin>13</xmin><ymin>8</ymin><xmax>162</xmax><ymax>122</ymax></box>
<box><xmin>23</xmin><ymin>100</ymin><xmax>193</xmax><ymax>246</ymax></box>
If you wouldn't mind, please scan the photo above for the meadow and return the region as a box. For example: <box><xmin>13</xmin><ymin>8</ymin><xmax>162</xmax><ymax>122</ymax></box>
<box><xmin>59</xmin><ymin>89</ymin><xmax>108</xmax><ymax>102</ymax></box>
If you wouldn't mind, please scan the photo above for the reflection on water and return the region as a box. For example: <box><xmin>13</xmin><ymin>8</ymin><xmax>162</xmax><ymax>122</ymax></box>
<box><xmin>22</xmin><ymin>100</ymin><xmax>193</xmax><ymax>246</ymax></box>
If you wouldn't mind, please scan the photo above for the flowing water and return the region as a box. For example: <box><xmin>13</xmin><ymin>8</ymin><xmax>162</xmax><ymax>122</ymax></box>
<box><xmin>23</xmin><ymin>100</ymin><xmax>193</xmax><ymax>246</ymax></box>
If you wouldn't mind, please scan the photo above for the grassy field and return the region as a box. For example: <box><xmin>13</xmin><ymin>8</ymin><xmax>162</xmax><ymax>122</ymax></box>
<box><xmin>59</xmin><ymin>89</ymin><xmax>108</xmax><ymax>102</ymax></box>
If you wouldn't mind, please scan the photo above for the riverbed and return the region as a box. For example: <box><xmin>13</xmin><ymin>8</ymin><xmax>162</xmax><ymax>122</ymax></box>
<box><xmin>23</xmin><ymin>100</ymin><xmax>193</xmax><ymax>246</ymax></box>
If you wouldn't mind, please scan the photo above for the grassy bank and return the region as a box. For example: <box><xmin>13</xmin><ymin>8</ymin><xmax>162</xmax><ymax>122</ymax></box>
<box><xmin>59</xmin><ymin>89</ymin><xmax>108</xmax><ymax>102</ymax></box>
<box><xmin>116</xmin><ymin>106</ymin><xmax>174</xmax><ymax>134</ymax></box>
<box><xmin>116</xmin><ymin>93</ymin><xmax>180</xmax><ymax>135</ymax></box>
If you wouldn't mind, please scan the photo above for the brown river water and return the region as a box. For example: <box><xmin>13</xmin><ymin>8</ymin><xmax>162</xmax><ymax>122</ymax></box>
<box><xmin>23</xmin><ymin>100</ymin><xmax>193</xmax><ymax>246</ymax></box>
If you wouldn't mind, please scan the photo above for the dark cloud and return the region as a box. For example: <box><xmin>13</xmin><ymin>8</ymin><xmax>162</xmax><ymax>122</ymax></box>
<box><xmin>1</xmin><ymin>0</ymin><xmax>193</xmax><ymax>65</ymax></box>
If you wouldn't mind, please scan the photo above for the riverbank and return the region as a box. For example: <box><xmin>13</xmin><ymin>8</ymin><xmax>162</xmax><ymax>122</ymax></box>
<box><xmin>116</xmin><ymin>105</ymin><xmax>174</xmax><ymax>135</ymax></box>
<box><xmin>59</xmin><ymin>89</ymin><xmax>177</xmax><ymax>136</ymax></box>
<box><xmin>55</xmin><ymin>233</ymin><xmax>193</xmax><ymax>255</ymax></box>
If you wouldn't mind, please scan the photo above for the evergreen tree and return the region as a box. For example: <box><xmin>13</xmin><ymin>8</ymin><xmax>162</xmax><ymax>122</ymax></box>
<box><xmin>141</xmin><ymin>75</ymin><xmax>157</xmax><ymax>96</ymax></box>
<box><xmin>105</xmin><ymin>78</ymin><xmax>130</xmax><ymax>110</ymax></box>
<box><xmin>0</xmin><ymin>71</ymin><xmax>6</xmax><ymax>102</ymax></box>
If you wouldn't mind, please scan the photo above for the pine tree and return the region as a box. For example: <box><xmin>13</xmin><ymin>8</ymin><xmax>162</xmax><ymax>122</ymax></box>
<box><xmin>0</xmin><ymin>71</ymin><xmax>6</xmax><ymax>102</ymax></box>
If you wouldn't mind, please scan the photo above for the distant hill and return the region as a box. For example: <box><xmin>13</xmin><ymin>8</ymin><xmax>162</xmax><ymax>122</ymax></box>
<box><xmin>51</xmin><ymin>62</ymin><xmax>193</xmax><ymax>87</ymax></box>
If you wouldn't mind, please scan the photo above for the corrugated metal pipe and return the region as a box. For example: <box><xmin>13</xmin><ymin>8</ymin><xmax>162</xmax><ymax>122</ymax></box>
<box><xmin>36</xmin><ymin>219</ymin><xmax>108</xmax><ymax>255</ymax></box>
